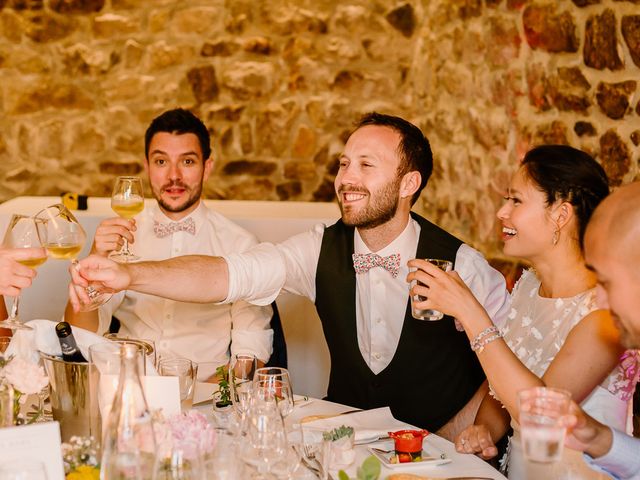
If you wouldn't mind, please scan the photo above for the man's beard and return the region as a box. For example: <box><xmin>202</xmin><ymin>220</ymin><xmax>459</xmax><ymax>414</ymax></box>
<box><xmin>154</xmin><ymin>180</ymin><xmax>203</xmax><ymax>213</ymax></box>
<box><xmin>339</xmin><ymin>176</ymin><xmax>400</xmax><ymax>229</ymax></box>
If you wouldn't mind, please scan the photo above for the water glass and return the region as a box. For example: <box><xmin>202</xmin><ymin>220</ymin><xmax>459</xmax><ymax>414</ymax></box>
<box><xmin>410</xmin><ymin>258</ymin><xmax>453</xmax><ymax>320</ymax></box>
<box><xmin>155</xmin><ymin>439</ymin><xmax>204</xmax><ymax>480</ymax></box>
<box><xmin>253</xmin><ymin>367</ymin><xmax>294</xmax><ymax>418</ymax></box>
<box><xmin>230</xmin><ymin>354</ymin><xmax>257</xmax><ymax>420</ymax></box>
<box><xmin>518</xmin><ymin>386</ymin><xmax>571</xmax><ymax>463</ymax></box>
<box><xmin>158</xmin><ymin>357</ymin><xmax>198</xmax><ymax>411</ymax></box>
<box><xmin>203</xmin><ymin>428</ymin><xmax>242</xmax><ymax>479</ymax></box>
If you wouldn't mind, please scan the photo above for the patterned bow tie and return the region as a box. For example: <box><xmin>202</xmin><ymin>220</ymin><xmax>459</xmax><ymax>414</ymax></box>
<box><xmin>153</xmin><ymin>218</ymin><xmax>196</xmax><ymax>238</ymax></box>
<box><xmin>352</xmin><ymin>253</ymin><xmax>401</xmax><ymax>278</ymax></box>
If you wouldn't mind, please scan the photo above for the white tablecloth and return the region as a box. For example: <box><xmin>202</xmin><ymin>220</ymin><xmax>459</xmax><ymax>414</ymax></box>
<box><xmin>193</xmin><ymin>387</ymin><xmax>506</xmax><ymax>479</ymax></box>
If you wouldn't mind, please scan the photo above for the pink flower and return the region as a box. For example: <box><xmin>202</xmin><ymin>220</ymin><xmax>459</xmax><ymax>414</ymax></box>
<box><xmin>156</xmin><ymin>411</ymin><xmax>217</xmax><ymax>461</ymax></box>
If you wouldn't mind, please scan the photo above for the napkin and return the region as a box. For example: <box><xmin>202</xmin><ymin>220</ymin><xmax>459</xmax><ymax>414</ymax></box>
<box><xmin>302</xmin><ymin>406</ymin><xmax>407</xmax><ymax>444</ymax></box>
<box><xmin>7</xmin><ymin>319</ymin><xmax>157</xmax><ymax>374</ymax></box>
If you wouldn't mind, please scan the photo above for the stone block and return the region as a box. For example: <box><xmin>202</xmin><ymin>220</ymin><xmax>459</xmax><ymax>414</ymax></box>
<box><xmin>70</xmin><ymin>122</ymin><xmax>105</xmax><ymax>155</ymax></box>
<box><xmin>596</xmin><ymin>80</ymin><xmax>637</xmax><ymax>119</ymax></box>
<box><xmin>548</xmin><ymin>67</ymin><xmax>591</xmax><ymax>113</ymax></box>
<box><xmin>61</xmin><ymin>43</ymin><xmax>112</xmax><ymax>75</ymax></box>
<box><xmin>312</xmin><ymin>178</ymin><xmax>336</xmax><ymax>202</ymax></box>
<box><xmin>584</xmin><ymin>9</ymin><xmax>623</xmax><ymax>70</ymax></box>
<box><xmin>630</xmin><ymin>130</ymin><xmax>640</xmax><ymax>146</ymax></box>
<box><xmin>523</xmin><ymin>4</ymin><xmax>578</xmax><ymax>52</ymax></box>
<box><xmin>526</xmin><ymin>63</ymin><xmax>552</xmax><ymax>111</ymax></box>
<box><xmin>276</xmin><ymin>180</ymin><xmax>303</xmax><ymax>200</ymax></box>
<box><xmin>574</xmin><ymin>121</ymin><xmax>597</xmax><ymax>137</ymax></box>
<box><xmin>24</xmin><ymin>12</ymin><xmax>74</xmax><ymax>43</ymax></box>
<box><xmin>284</xmin><ymin>160</ymin><xmax>317</xmax><ymax>181</ymax></box>
<box><xmin>148</xmin><ymin>41</ymin><xmax>193</xmax><ymax>71</ymax></box>
<box><xmin>621</xmin><ymin>15</ymin><xmax>640</xmax><ymax>68</ymax></box>
<box><xmin>49</xmin><ymin>0</ymin><xmax>104</xmax><ymax>14</ymax></box>
<box><xmin>458</xmin><ymin>0</ymin><xmax>482</xmax><ymax>20</ymax></box>
<box><xmin>222</xmin><ymin>62</ymin><xmax>275</xmax><ymax>101</ymax></box>
<box><xmin>239</xmin><ymin>122</ymin><xmax>252</xmax><ymax>154</ymax></box>
<box><xmin>36</xmin><ymin>119</ymin><xmax>65</xmax><ymax>159</ymax></box>
<box><xmin>103</xmin><ymin>74</ymin><xmax>155</xmax><ymax>101</ymax></box>
<box><xmin>572</xmin><ymin>0</ymin><xmax>601</xmax><ymax>6</ymax></box>
<box><xmin>92</xmin><ymin>13</ymin><xmax>137</xmax><ymax>38</ymax></box>
<box><xmin>201</xmin><ymin>39</ymin><xmax>239</xmax><ymax>57</ymax></box>
<box><xmin>486</xmin><ymin>15</ymin><xmax>521</xmax><ymax>67</ymax></box>
<box><xmin>226</xmin><ymin>178</ymin><xmax>275</xmax><ymax>200</ymax></box>
<box><xmin>599</xmin><ymin>129</ymin><xmax>630</xmax><ymax>185</ymax></box>
<box><xmin>8</xmin><ymin>81</ymin><xmax>94</xmax><ymax>113</ymax></box>
<box><xmin>385</xmin><ymin>3</ymin><xmax>416</xmax><ymax>37</ymax></box>
<box><xmin>291</xmin><ymin>125</ymin><xmax>316</xmax><ymax>159</ymax></box>
<box><xmin>222</xmin><ymin>159</ymin><xmax>277</xmax><ymax>176</ymax></box>
<box><xmin>6</xmin><ymin>0</ymin><xmax>43</xmax><ymax>10</ymax></box>
<box><xmin>171</xmin><ymin>6</ymin><xmax>222</xmax><ymax>35</ymax></box>
<box><xmin>1</xmin><ymin>10</ymin><xmax>23</xmax><ymax>42</ymax></box>
<box><xmin>243</xmin><ymin>36</ymin><xmax>273</xmax><ymax>55</ymax></box>
<box><xmin>123</xmin><ymin>39</ymin><xmax>144</xmax><ymax>68</ymax></box>
<box><xmin>187</xmin><ymin>65</ymin><xmax>219</xmax><ymax>104</ymax></box>
<box><xmin>534</xmin><ymin>120</ymin><xmax>569</xmax><ymax>145</ymax></box>
<box><xmin>205</xmin><ymin>104</ymin><xmax>245</xmax><ymax>122</ymax></box>
<box><xmin>255</xmin><ymin>100</ymin><xmax>299</xmax><ymax>156</ymax></box>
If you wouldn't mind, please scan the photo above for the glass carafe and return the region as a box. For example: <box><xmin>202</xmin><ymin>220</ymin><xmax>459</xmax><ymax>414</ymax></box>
<box><xmin>100</xmin><ymin>343</ymin><xmax>157</xmax><ymax>479</ymax></box>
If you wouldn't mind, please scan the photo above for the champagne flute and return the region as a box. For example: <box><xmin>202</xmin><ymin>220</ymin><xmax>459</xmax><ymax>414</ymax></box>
<box><xmin>0</xmin><ymin>214</ymin><xmax>47</xmax><ymax>330</ymax></box>
<box><xmin>36</xmin><ymin>204</ymin><xmax>112</xmax><ymax>311</ymax></box>
<box><xmin>110</xmin><ymin>176</ymin><xmax>145</xmax><ymax>263</ymax></box>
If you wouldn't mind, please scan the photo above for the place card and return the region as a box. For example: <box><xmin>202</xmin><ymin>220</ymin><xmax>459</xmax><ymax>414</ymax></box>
<box><xmin>0</xmin><ymin>422</ymin><xmax>64</xmax><ymax>480</ymax></box>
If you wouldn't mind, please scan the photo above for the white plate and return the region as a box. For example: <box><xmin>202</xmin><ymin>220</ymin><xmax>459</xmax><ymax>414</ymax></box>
<box><xmin>368</xmin><ymin>440</ymin><xmax>452</xmax><ymax>468</ymax></box>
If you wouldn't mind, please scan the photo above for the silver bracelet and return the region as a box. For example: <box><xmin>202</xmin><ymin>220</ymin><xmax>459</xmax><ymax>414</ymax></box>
<box><xmin>469</xmin><ymin>325</ymin><xmax>499</xmax><ymax>351</ymax></box>
<box><xmin>471</xmin><ymin>332</ymin><xmax>503</xmax><ymax>353</ymax></box>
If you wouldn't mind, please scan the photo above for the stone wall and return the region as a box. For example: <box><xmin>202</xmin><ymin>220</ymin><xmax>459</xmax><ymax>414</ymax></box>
<box><xmin>1</xmin><ymin>0</ymin><xmax>638</xmax><ymax>259</ymax></box>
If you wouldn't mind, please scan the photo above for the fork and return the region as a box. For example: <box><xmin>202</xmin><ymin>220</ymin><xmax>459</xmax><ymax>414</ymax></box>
<box><xmin>301</xmin><ymin>444</ymin><xmax>324</xmax><ymax>479</ymax></box>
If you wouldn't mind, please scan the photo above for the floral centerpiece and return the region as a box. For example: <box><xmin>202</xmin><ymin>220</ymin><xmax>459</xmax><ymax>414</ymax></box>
<box><xmin>154</xmin><ymin>410</ymin><xmax>217</xmax><ymax>477</ymax></box>
<box><xmin>61</xmin><ymin>436</ymin><xmax>100</xmax><ymax>480</ymax></box>
<box><xmin>0</xmin><ymin>355</ymin><xmax>49</xmax><ymax>425</ymax></box>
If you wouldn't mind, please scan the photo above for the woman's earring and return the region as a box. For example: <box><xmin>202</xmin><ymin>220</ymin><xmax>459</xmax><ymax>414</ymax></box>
<box><xmin>552</xmin><ymin>229</ymin><xmax>560</xmax><ymax>246</ymax></box>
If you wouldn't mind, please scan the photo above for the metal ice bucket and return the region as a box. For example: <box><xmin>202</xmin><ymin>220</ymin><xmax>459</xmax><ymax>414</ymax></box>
<box><xmin>39</xmin><ymin>351</ymin><xmax>94</xmax><ymax>442</ymax></box>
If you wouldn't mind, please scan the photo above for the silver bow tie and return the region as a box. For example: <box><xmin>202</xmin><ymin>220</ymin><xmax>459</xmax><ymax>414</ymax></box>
<box><xmin>153</xmin><ymin>218</ymin><xmax>196</xmax><ymax>238</ymax></box>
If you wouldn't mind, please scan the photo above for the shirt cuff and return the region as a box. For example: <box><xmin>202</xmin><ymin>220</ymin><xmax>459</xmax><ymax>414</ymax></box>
<box><xmin>586</xmin><ymin>427</ymin><xmax>640</xmax><ymax>479</ymax></box>
<box><xmin>230</xmin><ymin>329</ymin><xmax>274</xmax><ymax>364</ymax></box>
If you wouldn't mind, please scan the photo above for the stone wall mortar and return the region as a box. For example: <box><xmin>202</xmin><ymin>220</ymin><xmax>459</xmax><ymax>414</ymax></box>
<box><xmin>0</xmin><ymin>0</ymin><xmax>638</xmax><ymax>260</ymax></box>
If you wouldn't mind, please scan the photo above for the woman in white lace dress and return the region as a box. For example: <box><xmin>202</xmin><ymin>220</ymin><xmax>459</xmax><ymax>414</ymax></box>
<box><xmin>409</xmin><ymin>145</ymin><xmax>638</xmax><ymax>479</ymax></box>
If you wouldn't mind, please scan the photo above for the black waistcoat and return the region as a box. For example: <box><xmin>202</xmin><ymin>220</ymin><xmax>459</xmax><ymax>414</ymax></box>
<box><xmin>315</xmin><ymin>212</ymin><xmax>485</xmax><ymax>431</ymax></box>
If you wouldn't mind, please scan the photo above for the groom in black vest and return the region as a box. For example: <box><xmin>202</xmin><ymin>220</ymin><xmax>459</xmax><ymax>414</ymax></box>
<box><xmin>70</xmin><ymin>112</ymin><xmax>510</xmax><ymax>436</ymax></box>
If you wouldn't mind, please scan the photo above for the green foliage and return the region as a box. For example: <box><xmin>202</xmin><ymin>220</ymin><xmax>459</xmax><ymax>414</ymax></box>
<box><xmin>212</xmin><ymin>365</ymin><xmax>231</xmax><ymax>406</ymax></box>
<box><xmin>322</xmin><ymin>425</ymin><xmax>354</xmax><ymax>442</ymax></box>
<box><xmin>338</xmin><ymin>455</ymin><xmax>381</xmax><ymax>480</ymax></box>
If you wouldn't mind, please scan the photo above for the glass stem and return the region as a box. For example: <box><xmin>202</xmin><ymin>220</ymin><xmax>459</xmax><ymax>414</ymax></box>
<box><xmin>122</xmin><ymin>238</ymin><xmax>131</xmax><ymax>255</ymax></box>
<box><xmin>9</xmin><ymin>295</ymin><xmax>20</xmax><ymax>320</ymax></box>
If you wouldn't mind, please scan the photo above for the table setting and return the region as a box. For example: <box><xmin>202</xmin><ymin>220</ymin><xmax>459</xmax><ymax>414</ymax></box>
<box><xmin>0</xmin><ymin>321</ymin><xmax>508</xmax><ymax>480</ymax></box>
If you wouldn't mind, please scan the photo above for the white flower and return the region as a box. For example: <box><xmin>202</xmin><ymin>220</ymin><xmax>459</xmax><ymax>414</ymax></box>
<box><xmin>2</xmin><ymin>357</ymin><xmax>49</xmax><ymax>395</ymax></box>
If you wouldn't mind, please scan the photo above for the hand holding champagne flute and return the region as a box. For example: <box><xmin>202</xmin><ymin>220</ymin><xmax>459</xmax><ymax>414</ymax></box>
<box><xmin>0</xmin><ymin>214</ymin><xmax>47</xmax><ymax>330</ymax></box>
<box><xmin>37</xmin><ymin>204</ymin><xmax>112</xmax><ymax>311</ymax></box>
<box><xmin>110</xmin><ymin>176</ymin><xmax>144</xmax><ymax>262</ymax></box>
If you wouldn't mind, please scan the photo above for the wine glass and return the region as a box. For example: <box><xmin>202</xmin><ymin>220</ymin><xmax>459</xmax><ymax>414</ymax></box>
<box><xmin>0</xmin><ymin>214</ymin><xmax>47</xmax><ymax>330</ymax></box>
<box><xmin>36</xmin><ymin>204</ymin><xmax>112</xmax><ymax>311</ymax></box>
<box><xmin>253</xmin><ymin>367</ymin><xmax>294</xmax><ymax>418</ymax></box>
<box><xmin>110</xmin><ymin>176</ymin><xmax>145</xmax><ymax>262</ymax></box>
<box><xmin>230</xmin><ymin>354</ymin><xmax>257</xmax><ymax>430</ymax></box>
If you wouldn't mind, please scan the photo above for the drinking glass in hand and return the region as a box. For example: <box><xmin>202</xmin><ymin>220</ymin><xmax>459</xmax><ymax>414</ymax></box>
<box><xmin>410</xmin><ymin>258</ymin><xmax>453</xmax><ymax>321</ymax></box>
<box><xmin>518</xmin><ymin>386</ymin><xmax>571</xmax><ymax>464</ymax></box>
<box><xmin>253</xmin><ymin>367</ymin><xmax>294</xmax><ymax>418</ymax></box>
<box><xmin>110</xmin><ymin>176</ymin><xmax>144</xmax><ymax>263</ymax></box>
<box><xmin>0</xmin><ymin>214</ymin><xmax>47</xmax><ymax>330</ymax></box>
<box><xmin>36</xmin><ymin>204</ymin><xmax>112</xmax><ymax>312</ymax></box>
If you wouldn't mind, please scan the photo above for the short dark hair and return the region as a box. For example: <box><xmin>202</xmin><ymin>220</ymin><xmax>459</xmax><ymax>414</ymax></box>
<box><xmin>355</xmin><ymin>112</ymin><xmax>433</xmax><ymax>205</ymax></box>
<box><xmin>521</xmin><ymin>145</ymin><xmax>610</xmax><ymax>249</ymax></box>
<box><xmin>144</xmin><ymin>108</ymin><xmax>211</xmax><ymax>160</ymax></box>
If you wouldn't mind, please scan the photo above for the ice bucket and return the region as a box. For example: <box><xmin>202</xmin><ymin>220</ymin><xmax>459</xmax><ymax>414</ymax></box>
<box><xmin>39</xmin><ymin>352</ymin><xmax>94</xmax><ymax>442</ymax></box>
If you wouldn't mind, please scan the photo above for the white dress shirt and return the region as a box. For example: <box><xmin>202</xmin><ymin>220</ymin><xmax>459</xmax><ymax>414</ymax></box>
<box><xmin>587</xmin><ymin>428</ymin><xmax>640</xmax><ymax>479</ymax></box>
<box><xmin>98</xmin><ymin>202</ymin><xmax>273</xmax><ymax>380</ymax></box>
<box><xmin>225</xmin><ymin>217</ymin><xmax>510</xmax><ymax>374</ymax></box>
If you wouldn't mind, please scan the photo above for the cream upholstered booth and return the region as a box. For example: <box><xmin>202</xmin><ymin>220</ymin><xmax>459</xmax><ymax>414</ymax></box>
<box><xmin>0</xmin><ymin>196</ymin><xmax>340</xmax><ymax>398</ymax></box>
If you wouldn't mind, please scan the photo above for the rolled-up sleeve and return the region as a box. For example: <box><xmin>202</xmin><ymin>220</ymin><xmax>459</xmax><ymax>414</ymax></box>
<box><xmin>587</xmin><ymin>428</ymin><xmax>640</xmax><ymax>479</ymax></box>
<box><xmin>229</xmin><ymin>300</ymin><xmax>274</xmax><ymax>364</ymax></box>
<box><xmin>455</xmin><ymin>244</ymin><xmax>511</xmax><ymax>328</ymax></box>
<box><xmin>223</xmin><ymin>224</ymin><xmax>325</xmax><ymax>305</ymax></box>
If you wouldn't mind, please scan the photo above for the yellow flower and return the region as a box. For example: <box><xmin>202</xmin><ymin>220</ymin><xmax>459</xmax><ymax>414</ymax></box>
<box><xmin>66</xmin><ymin>465</ymin><xmax>100</xmax><ymax>480</ymax></box>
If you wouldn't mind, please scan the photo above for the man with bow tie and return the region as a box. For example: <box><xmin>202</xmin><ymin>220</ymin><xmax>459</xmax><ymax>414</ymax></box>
<box><xmin>71</xmin><ymin>113</ymin><xmax>509</xmax><ymax>435</ymax></box>
<box><xmin>65</xmin><ymin>108</ymin><xmax>273</xmax><ymax>381</ymax></box>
